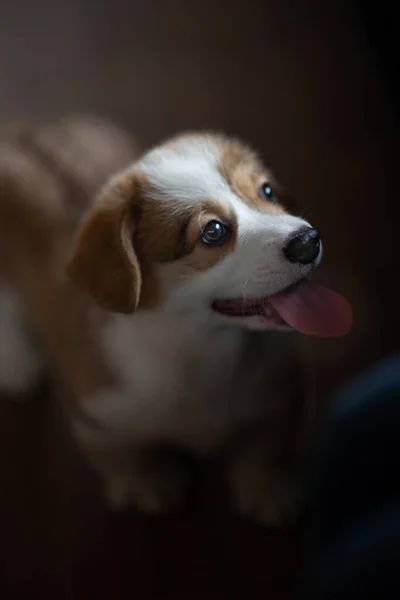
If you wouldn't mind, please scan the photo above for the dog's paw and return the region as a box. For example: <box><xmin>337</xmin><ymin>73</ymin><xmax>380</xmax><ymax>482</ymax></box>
<box><xmin>230</xmin><ymin>461</ymin><xmax>300</xmax><ymax>527</ymax></box>
<box><xmin>105</xmin><ymin>453</ymin><xmax>191</xmax><ymax>514</ymax></box>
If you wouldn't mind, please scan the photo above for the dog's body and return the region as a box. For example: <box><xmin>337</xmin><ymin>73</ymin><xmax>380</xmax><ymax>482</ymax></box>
<box><xmin>0</xmin><ymin>117</ymin><xmax>351</xmax><ymax>524</ymax></box>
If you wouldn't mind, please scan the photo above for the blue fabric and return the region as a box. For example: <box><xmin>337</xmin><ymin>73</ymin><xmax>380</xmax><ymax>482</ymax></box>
<box><xmin>297</xmin><ymin>355</ymin><xmax>400</xmax><ymax>599</ymax></box>
<box><xmin>330</xmin><ymin>353</ymin><xmax>400</xmax><ymax>418</ymax></box>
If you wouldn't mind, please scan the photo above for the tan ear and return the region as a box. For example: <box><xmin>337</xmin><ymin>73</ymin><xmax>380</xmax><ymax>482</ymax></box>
<box><xmin>67</xmin><ymin>183</ymin><xmax>141</xmax><ymax>314</ymax></box>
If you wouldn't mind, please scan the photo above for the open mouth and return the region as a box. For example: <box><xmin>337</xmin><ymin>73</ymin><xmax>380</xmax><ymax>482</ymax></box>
<box><xmin>212</xmin><ymin>279</ymin><xmax>353</xmax><ymax>338</ymax></box>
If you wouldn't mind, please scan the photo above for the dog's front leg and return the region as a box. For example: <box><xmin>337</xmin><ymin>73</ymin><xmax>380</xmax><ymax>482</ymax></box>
<box><xmin>71</xmin><ymin>415</ymin><xmax>192</xmax><ymax>513</ymax></box>
<box><xmin>227</xmin><ymin>422</ymin><xmax>302</xmax><ymax>527</ymax></box>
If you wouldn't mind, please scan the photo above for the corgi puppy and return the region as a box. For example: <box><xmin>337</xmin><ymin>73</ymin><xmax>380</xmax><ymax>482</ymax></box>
<box><xmin>0</xmin><ymin>116</ymin><xmax>352</xmax><ymax>525</ymax></box>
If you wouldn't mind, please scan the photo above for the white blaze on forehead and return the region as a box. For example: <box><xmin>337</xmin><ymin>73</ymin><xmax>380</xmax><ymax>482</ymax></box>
<box><xmin>138</xmin><ymin>138</ymin><xmax>231</xmax><ymax>205</ymax></box>
<box><xmin>138</xmin><ymin>136</ymin><xmax>309</xmax><ymax>243</ymax></box>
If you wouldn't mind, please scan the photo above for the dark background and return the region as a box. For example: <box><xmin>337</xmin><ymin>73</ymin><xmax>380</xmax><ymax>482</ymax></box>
<box><xmin>0</xmin><ymin>0</ymin><xmax>398</xmax><ymax>598</ymax></box>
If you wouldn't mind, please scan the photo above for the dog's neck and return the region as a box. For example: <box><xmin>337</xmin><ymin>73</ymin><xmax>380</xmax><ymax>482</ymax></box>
<box><xmin>102</xmin><ymin>307</ymin><xmax>244</xmax><ymax>356</ymax></box>
<box><xmin>98</xmin><ymin>307</ymin><xmax>246</xmax><ymax>397</ymax></box>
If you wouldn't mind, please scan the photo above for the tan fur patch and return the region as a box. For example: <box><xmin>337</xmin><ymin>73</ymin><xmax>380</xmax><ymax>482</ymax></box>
<box><xmin>217</xmin><ymin>136</ymin><xmax>292</xmax><ymax>215</ymax></box>
<box><xmin>132</xmin><ymin>187</ymin><xmax>239</xmax><ymax>311</ymax></box>
<box><xmin>67</xmin><ymin>199</ymin><xmax>141</xmax><ymax>314</ymax></box>
<box><xmin>0</xmin><ymin>116</ymin><xmax>139</xmax><ymax>402</ymax></box>
<box><xmin>137</xmin><ymin>195</ymin><xmax>236</xmax><ymax>264</ymax></box>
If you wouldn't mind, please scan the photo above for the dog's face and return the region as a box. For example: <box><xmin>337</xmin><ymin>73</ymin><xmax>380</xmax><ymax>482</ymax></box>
<box><xmin>68</xmin><ymin>134</ymin><xmax>352</xmax><ymax>336</ymax></box>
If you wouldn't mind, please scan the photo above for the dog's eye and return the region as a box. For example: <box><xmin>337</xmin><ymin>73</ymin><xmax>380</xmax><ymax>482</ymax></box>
<box><xmin>201</xmin><ymin>220</ymin><xmax>230</xmax><ymax>246</ymax></box>
<box><xmin>259</xmin><ymin>182</ymin><xmax>278</xmax><ymax>203</ymax></box>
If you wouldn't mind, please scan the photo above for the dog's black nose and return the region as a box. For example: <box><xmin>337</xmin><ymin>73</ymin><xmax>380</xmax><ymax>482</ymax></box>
<box><xmin>283</xmin><ymin>226</ymin><xmax>321</xmax><ymax>264</ymax></box>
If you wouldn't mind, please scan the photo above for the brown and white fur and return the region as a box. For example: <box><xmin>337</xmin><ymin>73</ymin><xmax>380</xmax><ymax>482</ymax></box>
<box><xmin>0</xmin><ymin>116</ymin><xmax>319</xmax><ymax>525</ymax></box>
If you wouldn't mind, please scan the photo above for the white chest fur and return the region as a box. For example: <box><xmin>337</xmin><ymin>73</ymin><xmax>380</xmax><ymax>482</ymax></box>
<box><xmin>86</xmin><ymin>311</ymin><xmax>299</xmax><ymax>453</ymax></box>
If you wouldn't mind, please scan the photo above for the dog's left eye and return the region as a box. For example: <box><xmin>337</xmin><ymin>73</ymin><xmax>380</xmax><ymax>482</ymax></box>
<box><xmin>201</xmin><ymin>220</ymin><xmax>230</xmax><ymax>246</ymax></box>
<box><xmin>259</xmin><ymin>182</ymin><xmax>278</xmax><ymax>203</ymax></box>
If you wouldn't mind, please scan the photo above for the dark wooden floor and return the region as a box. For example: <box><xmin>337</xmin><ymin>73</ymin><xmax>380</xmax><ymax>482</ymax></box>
<box><xmin>0</xmin><ymin>0</ymin><xmax>399</xmax><ymax>598</ymax></box>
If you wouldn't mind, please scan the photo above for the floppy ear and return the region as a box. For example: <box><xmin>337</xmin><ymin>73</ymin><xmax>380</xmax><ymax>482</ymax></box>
<box><xmin>67</xmin><ymin>176</ymin><xmax>141</xmax><ymax>313</ymax></box>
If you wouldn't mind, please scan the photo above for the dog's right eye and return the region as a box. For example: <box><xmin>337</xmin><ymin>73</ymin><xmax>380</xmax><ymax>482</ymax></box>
<box><xmin>259</xmin><ymin>182</ymin><xmax>279</xmax><ymax>203</ymax></box>
<box><xmin>201</xmin><ymin>220</ymin><xmax>230</xmax><ymax>247</ymax></box>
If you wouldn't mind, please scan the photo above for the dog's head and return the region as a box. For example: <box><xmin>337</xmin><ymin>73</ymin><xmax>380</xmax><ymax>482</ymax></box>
<box><xmin>67</xmin><ymin>133</ymin><xmax>352</xmax><ymax>336</ymax></box>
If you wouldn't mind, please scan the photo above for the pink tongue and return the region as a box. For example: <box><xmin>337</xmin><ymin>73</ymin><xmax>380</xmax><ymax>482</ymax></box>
<box><xmin>268</xmin><ymin>280</ymin><xmax>353</xmax><ymax>337</ymax></box>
